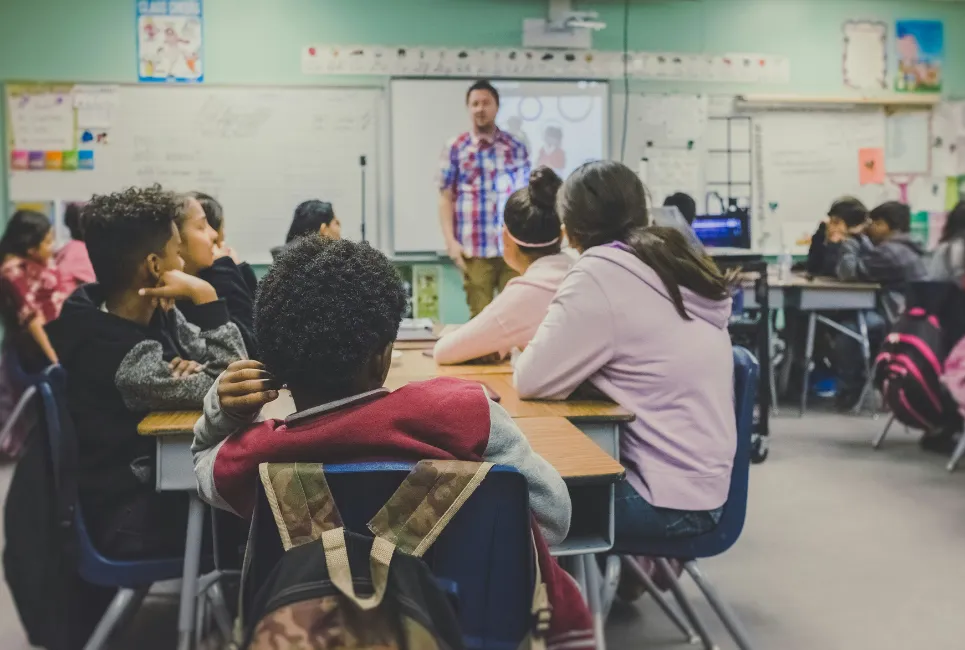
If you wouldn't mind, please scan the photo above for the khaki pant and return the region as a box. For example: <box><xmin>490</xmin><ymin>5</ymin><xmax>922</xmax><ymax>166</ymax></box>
<box><xmin>463</xmin><ymin>257</ymin><xmax>518</xmax><ymax>317</ymax></box>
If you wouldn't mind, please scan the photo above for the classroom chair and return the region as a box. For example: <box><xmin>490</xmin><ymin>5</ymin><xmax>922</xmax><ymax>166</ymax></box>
<box><xmin>36</xmin><ymin>365</ymin><xmax>225</xmax><ymax>650</ymax></box>
<box><xmin>0</xmin><ymin>345</ymin><xmax>48</xmax><ymax>456</ymax></box>
<box><xmin>244</xmin><ymin>462</ymin><xmax>533</xmax><ymax>650</ymax></box>
<box><xmin>615</xmin><ymin>345</ymin><xmax>759</xmax><ymax>650</ymax></box>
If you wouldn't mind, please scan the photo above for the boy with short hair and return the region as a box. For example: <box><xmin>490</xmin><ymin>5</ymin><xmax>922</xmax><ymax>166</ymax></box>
<box><xmin>192</xmin><ymin>236</ymin><xmax>593</xmax><ymax>648</ymax></box>
<box><xmin>46</xmin><ymin>186</ymin><xmax>246</xmax><ymax>558</ymax></box>
<box><xmin>833</xmin><ymin>201</ymin><xmax>927</xmax><ymax>406</ymax></box>
<box><xmin>806</xmin><ymin>196</ymin><xmax>869</xmax><ymax>277</ymax></box>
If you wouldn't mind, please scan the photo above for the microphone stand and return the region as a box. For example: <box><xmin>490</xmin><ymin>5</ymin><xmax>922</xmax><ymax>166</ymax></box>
<box><xmin>359</xmin><ymin>155</ymin><xmax>368</xmax><ymax>243</ymax></box>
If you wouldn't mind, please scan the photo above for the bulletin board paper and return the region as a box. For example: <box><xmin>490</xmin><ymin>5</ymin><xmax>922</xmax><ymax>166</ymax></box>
<box><xmin>6</xmin><ymin>88</ymin><xmax>76</xmax><ymax>152</ymax></box>
<box><xmin>895</xmin><ymin>19</ymin><xmax>943</xmax><ymax>93</ymax></box>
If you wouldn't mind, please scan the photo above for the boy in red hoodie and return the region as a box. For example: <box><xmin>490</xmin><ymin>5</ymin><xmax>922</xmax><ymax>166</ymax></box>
<box><xmin>191</xmin><ymin>236</ymin><xmax>594</xmax><ymax>648</ymax></box>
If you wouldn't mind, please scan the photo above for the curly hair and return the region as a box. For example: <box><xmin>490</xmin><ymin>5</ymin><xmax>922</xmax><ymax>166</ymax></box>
<box><xmin>83</xmin><ymin>185</ymin><xmax>178</xmax><ymax>293</ymax></box>
<box><xmin>256</xmin><ymin>237</ymin><xmax>407</xmax><ymax>391</ymax></box>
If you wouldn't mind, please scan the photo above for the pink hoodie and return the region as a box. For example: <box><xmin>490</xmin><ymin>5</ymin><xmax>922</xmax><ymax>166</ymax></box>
<box><xmin>55</xmin><ymin>240</ymin><xmax>95</xmax><ymax>291</ymax></box>
<box><xmin>434</xmin><ymin>252</ymin><xmax>574</xmax><ymax>365</ymax></box>
<box><xmin>515</xmin><ymin>245</ymin><xmax>736</xmax><ymax>511</ymax></box>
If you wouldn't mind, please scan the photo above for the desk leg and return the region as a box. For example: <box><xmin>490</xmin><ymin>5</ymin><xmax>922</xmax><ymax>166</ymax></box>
<box><xmin>800</xmin><ymin>312</ymin><xmax>816</xmax><ymax>417</ymax></box>
<box><xmin>767</xmin><ymin>310</ymin><xmax>779</xmax><ymax>416</ymax></box>
<box><xmin>853</xmin><ymin>311</ymin><xmax>872</xmax><ymax>415</ymax></box>
<box><xmin>582</xmin><ymin>554</ymin><xmax>607</xmax><ymax>650</ymax></box>
<box><xmin>177</xmin><ymin>494</ymin><xmax>205</xmax><ymax>650</ymax></box>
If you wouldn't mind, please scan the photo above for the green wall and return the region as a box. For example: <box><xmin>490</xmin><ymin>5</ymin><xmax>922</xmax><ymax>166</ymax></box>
<box><xmin>2</xmin><ymin>0</ymin><xmax>964</xmax><ymax>322</ymax></box>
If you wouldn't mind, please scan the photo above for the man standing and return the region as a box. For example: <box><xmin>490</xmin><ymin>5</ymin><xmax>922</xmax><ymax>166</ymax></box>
<box><xmin>439</xmin><ymin>80</ymin><xmax>531</xmax><ymax>317</ymax></box>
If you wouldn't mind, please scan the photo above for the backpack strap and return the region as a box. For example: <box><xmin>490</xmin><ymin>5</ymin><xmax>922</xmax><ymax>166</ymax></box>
<box><xmin>367</xmin><ymin>460</ymin><xmax>494</xmax><ymax>557</ymax></box>
<box><xmin>258</xmin><ymin>463</ymin><xmax>344</xmax><ymax>551</ymax></box>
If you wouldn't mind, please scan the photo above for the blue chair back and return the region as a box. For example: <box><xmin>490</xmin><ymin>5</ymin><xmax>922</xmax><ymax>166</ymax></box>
<box><xmin>619</xmin><ymin>345</ymin><xmax>759</xmax><ymax>559</ymax></box>
<box><xmin>36</xmin><ymin>365</ymin><xmax>184</xmax><ymax>588</ymax></box>
<box><xmin>245</xmin><ymin>462</ymin><xmax>533</xmax><ymax>650</ymax></box>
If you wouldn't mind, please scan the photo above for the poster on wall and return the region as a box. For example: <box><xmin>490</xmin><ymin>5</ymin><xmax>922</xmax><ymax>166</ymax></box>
<box><xmin>894</xmin><ymin>19</ymin><xmax>943</xmax><ymax>93</ymax></box>
<box><xmin>137</xmin><ymin>0</ymin><xmax>204</xmax><ymax>83</ymax></box>
<box><xmin>843</xmin><ymin>21</ymin><xmax>886</xmax><ymax>89</ymax></box>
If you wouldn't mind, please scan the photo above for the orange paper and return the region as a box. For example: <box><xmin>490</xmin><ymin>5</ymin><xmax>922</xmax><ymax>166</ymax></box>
<box><xmin>859</xmin><ymin>147</ymin><xmax>885</xmax><ymax>185</ymax></box>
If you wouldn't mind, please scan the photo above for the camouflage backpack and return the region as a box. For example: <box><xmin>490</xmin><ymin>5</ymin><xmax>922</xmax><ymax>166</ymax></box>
<box><xmin>236</xmin><ymin>460</ymin><xmax>550</xmax><ymax>650</ymax></box>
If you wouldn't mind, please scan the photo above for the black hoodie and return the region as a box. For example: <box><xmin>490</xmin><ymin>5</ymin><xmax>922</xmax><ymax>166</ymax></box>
<box><xmin>45</xmin><ymin>283</ymin><xmax>246</xmax><ymax>528</ymax></box>
<box><xmin>178</xmin><ymin>256</ymin><xmax>258</xmax><ymax>358</ymax></box>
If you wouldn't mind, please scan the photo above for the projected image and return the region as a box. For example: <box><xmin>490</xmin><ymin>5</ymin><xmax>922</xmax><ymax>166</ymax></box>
<box><xmin>497</xmin><ymin>85</ymin><xmax>606</xmax><ymax>180</ymax></box>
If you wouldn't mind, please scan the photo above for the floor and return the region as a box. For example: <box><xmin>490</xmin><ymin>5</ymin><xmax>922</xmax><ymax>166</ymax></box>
<box><xmin>2</xmin><ymin>411</ymin><xmax>964</xmax><ymax>649</ymax></box>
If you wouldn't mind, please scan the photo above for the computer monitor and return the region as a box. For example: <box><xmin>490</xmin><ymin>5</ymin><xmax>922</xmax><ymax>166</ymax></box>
<box><xmin>692</xmin><ymin>210</ymin><xmax>751</xmax><ymax>250</ymax></box>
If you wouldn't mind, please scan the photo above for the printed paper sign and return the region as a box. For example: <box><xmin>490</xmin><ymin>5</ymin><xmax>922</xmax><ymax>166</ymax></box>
<box><xmin>137</xmin><ymin>0</ymin><xmax>204</xmax><ymax>83</ymax></box>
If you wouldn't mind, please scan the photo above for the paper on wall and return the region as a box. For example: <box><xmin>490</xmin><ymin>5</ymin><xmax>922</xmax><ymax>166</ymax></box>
<box><xmin>645</xmin><ymin>147</ymin><xmax>703</xmax><ymax>207</ymax></box>
<box><xmin>7</xmin><ymin>91</ymin><xmax>75</xmax><ymax>151</ymax></box>
<box><xmin>73</xmin><ymin>85</ymin><xmax>119</xmax><ymax>129</ymax></box>
<box><xmin>886</xmin><ymin>111</ymin><xmax>931</xmax><ymax>175</ymax></box>
<box><xmin>843</xmin><ymin>21</ymin><xmax>887</xmax><ymax>89</ymax></box>
<box><xmin>907</xmin><ymin>176</ymin><xmax>947</xmax><ymax>213</ymax></box>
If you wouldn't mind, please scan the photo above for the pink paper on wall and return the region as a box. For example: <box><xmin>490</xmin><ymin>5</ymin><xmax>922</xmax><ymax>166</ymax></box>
<box><xmin>859</xmin><ymin>147</ymin><xmax>886</xmax><ymax>184</ymax></box>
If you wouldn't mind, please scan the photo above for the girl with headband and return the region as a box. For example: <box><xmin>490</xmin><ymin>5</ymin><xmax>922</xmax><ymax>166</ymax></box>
<box><xmin>434</xmin><ymin>166</ymin><xmax>574</xmax><ymax>365</ymax></box>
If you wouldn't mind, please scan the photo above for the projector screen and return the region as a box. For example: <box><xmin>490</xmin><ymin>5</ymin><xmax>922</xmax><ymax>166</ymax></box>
<box><xmin>391</xmin><ymin>79</ymin><xmax>609</xmax><ymax>254</ymax></box>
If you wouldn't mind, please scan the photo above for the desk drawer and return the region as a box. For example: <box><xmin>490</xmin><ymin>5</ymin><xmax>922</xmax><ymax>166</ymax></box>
<box><xmin>788</xmin><ymin>288</ymin><xmax>877</xmax><ymax>311</ymax></box>
<box><xmin>156</xmin><ymin>435</ymin><xmax>198</xmax><ymax>492</ymax></box>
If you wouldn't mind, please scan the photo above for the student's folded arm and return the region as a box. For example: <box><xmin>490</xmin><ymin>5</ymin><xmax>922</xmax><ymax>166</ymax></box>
<box><xmin>514</xmin><ymin>268</ymin><xmax>614</xmax><ymax>400</ymax></box>
<box><xmin>434</xmin><ymin>286</ymin><xmax>521</xmax><ymax>365</ymax></box>
<box><xmin>173</xmin><ymin>303</ymin><xmax>248</xmax><ymax>374</ymax></box>
<box><xmin>191</xmin><ymin>376</ymin><xmax>258</xmax><ymax>514</ymax></box>
<box><xmin>836</xmin><ymin>237</ymin><xmax>870</xmax><ymax>281</ymax></box>
<box><xmin>483</xmin><ymin>400</ymin><xmax>571</xmax><ymax>546</ymax></box>
<box><xmin>114</xmin><ymin>340</ymin><xmax>220</xmax><ymax>411</ymax></box>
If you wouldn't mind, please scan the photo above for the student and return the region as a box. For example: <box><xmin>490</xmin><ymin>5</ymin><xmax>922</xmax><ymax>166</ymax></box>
<box><xmin>663</xmin><ymin>192</ymin><xmax>698</xmax><ymax>226</ymax></box>
<box><xmin>55</xmin><ymin>202</ymin><xmax>96</xmax><ymax>291</ymax></box>
<box><xmin>806</xmin><ymin>197</ymin><xmax>869</xmax><ymax>277</ymax></box>
<box><xmin>45</xmin><ymin>186</ymin><xmax>246</xmax><ymax>558</ymax></box>
<box><xmin>0</xmin><ymin>211</ymin><xmax>71</xmax><ymax>458</ymax></box>
<box><xmin>189</xmin><ymin>191</ymin><xmax>259</xmax><ymax>294</ymax></box>
<box><xmin>178</xmin><ymin>193</ymin><xmax>258</xmax><ymax>357</ymax></box>
<box><xmin>514</xmin><ymin>161</ymin><xmax>736</xmax><ymax>553</ymax></box>
<box><xmin>928</xmin><ymin>200</ymin><xmax>965</xmax><ymax>284</ymax></box>
<box><xmin>834</xmin><ymin>201</ymin><xmax>927</xmax><ymax>404</ymax></box>
<box><xmin>434</xmin><ymin>167</ymin><xmax>573</xmax><ymax>365</ymax></box>
<box><xmin>192</xmin><ymin>236</ymin><xmax>594</xmax><ymax>647</ymax></box>
<box><xmin>269</xmin><ymin>199</ymin><xmax>342</xmax><ymax>260</ymax></box>
<box><xmin>0</xmin><ymin>210</ymin><xmax>69</xmax><ymax>366</ymax></box>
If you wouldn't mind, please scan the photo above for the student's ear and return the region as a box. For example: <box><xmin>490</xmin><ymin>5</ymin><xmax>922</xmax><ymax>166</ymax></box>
<box><xmin>145</xmin><ymin>253</ymin><xmax>164</xmax><ymax>286</ymax></box>
<box><xmin>371</xmin><ymin>340</ymin><xmax>394</xmax><ymax>385</ymax></box>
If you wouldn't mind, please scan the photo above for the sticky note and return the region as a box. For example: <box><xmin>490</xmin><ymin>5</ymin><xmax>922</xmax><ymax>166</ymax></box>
<box><xmin>62</xmin><ymin>151</ymin><xmax>79</xmax><ymax>171</ymax></box>
<box><xmin>10</xmin><ymin>151</ymin><xmax>28</xmax><ymax>170</ymax></box>
<box><xmin>859</xmin><ymin>148</ymin><xmax>885</xmax><ymax>185</ymax></box>
<box><xmin>45</xmin><ymin>151</ymin><xmax>63</xmax><ymax>170</ymax></box>
<box><xmin>28</xmin><ymin>151</ymin><xmax>45</xmax><ymax>170</ymax></box>
<box><xmin>78</xmin><ymin>150</ymin><xmax>94</xmax><ymax>170</ymax></box>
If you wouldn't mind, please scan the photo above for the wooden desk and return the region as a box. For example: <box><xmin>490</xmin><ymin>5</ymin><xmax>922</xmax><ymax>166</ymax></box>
<box><xmin>388</xmin><ymin>348</ymin><xmax>512</xmax><ymax>379</ymax></box>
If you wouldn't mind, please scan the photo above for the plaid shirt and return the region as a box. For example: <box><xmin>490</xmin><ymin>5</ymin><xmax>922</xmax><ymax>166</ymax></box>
<box><xmin>440</xmin><ymin>129</ymin><xmax>531</xmax><ymax>259</ymax></box>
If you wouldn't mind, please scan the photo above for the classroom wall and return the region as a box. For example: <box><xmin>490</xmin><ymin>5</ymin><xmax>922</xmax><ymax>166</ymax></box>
<box><xmin>3</xmin><ymin>0</ymin><xmax>965</xmax><ymax>323</ymax></box>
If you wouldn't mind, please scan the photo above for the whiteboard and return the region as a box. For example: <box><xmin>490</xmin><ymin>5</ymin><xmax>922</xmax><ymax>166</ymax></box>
<box><xmin>391</xmin><ymin>79</ymin><xmax>609</xmax><ymax>254</ymax></box>
<box><xmin>8</xmin><ymin>85</ymin><xmax>382</xmax><ymax>264</ymax></box>
<box><xmin>754</xmin><ymin>109</ymin><xmax>892</xmax><ymax>254</ymax></box>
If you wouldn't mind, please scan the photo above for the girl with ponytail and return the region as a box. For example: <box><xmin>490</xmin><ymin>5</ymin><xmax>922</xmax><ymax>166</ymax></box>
<box><xmin>515</xmin><ymin>160</ymin><xmax>738</xmax><ymax>552</ymax></box>
<box><xmin>434</xmin><ymin>166</ymin><xmax>575</xmax><ymax>365</ymax></box>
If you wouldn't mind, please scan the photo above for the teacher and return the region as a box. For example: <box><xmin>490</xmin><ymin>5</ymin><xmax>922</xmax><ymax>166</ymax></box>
<box><xmin>439</xmin><ymin>80</ymin><xmax>532</xmax><ymax>317</ymax></box>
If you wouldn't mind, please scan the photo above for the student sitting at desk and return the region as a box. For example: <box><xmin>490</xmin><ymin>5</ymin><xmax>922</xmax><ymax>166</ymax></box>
<box><xmin>56</xmin><ymin>202</ymin><xmax>97</xmax><ymax>292</ymax></box>
<box><xmin>834</xmin><ymin>201</ymin><xmax>926</xmax><ymax>404</ymax></box>
<box><xmin>434</xmin><ymin>166</ymin><xmax>573</xmax><ymax>365</ymax></box>
<box><xmin>269</xmin><ymin>199</ymin><xmax>342</xmax><ymax>260</ymax></box>
<box><xmin>928</xmin><ymin>201</ymin><xmax>965</xmax><ymax>285</ymax></box>
<box><xmin>663</xmin><ymin>192</ymin><xmax>697</xmax><ymax>226</ymax></box>
<box><xmin>806</xmin><ymin>197</ymin><xmax>869</xmax><ymax>277</ymax></box>
<box><xmin>176</xmin><ymin>193</ymin><xmax>258</xmax><ymax>357</ymax></box>
<box><xmin>191</xmin><ymin>236</ymin><xmax>594</xmax><ymax>647</ymax></box>
<box><xmin>189</xmin><ymin>191</ymin><xmax>259</xmax><ymax>295</ymax></box>
<box><xmin>514</xmin><ymin>161</ymin><xmax>736</xmax><ymax>584</ymax></box>
<box><xmin>45</xmin><ymin>186</ymin><xmax>246</xmax><ymax>559</ymax></box>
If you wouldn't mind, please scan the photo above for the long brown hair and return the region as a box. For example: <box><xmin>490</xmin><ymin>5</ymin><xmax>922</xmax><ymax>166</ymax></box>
<box><xmin>558</xmin><ymin>160</ymin><xmax>731</xmax><ymax>320</ymax></box>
